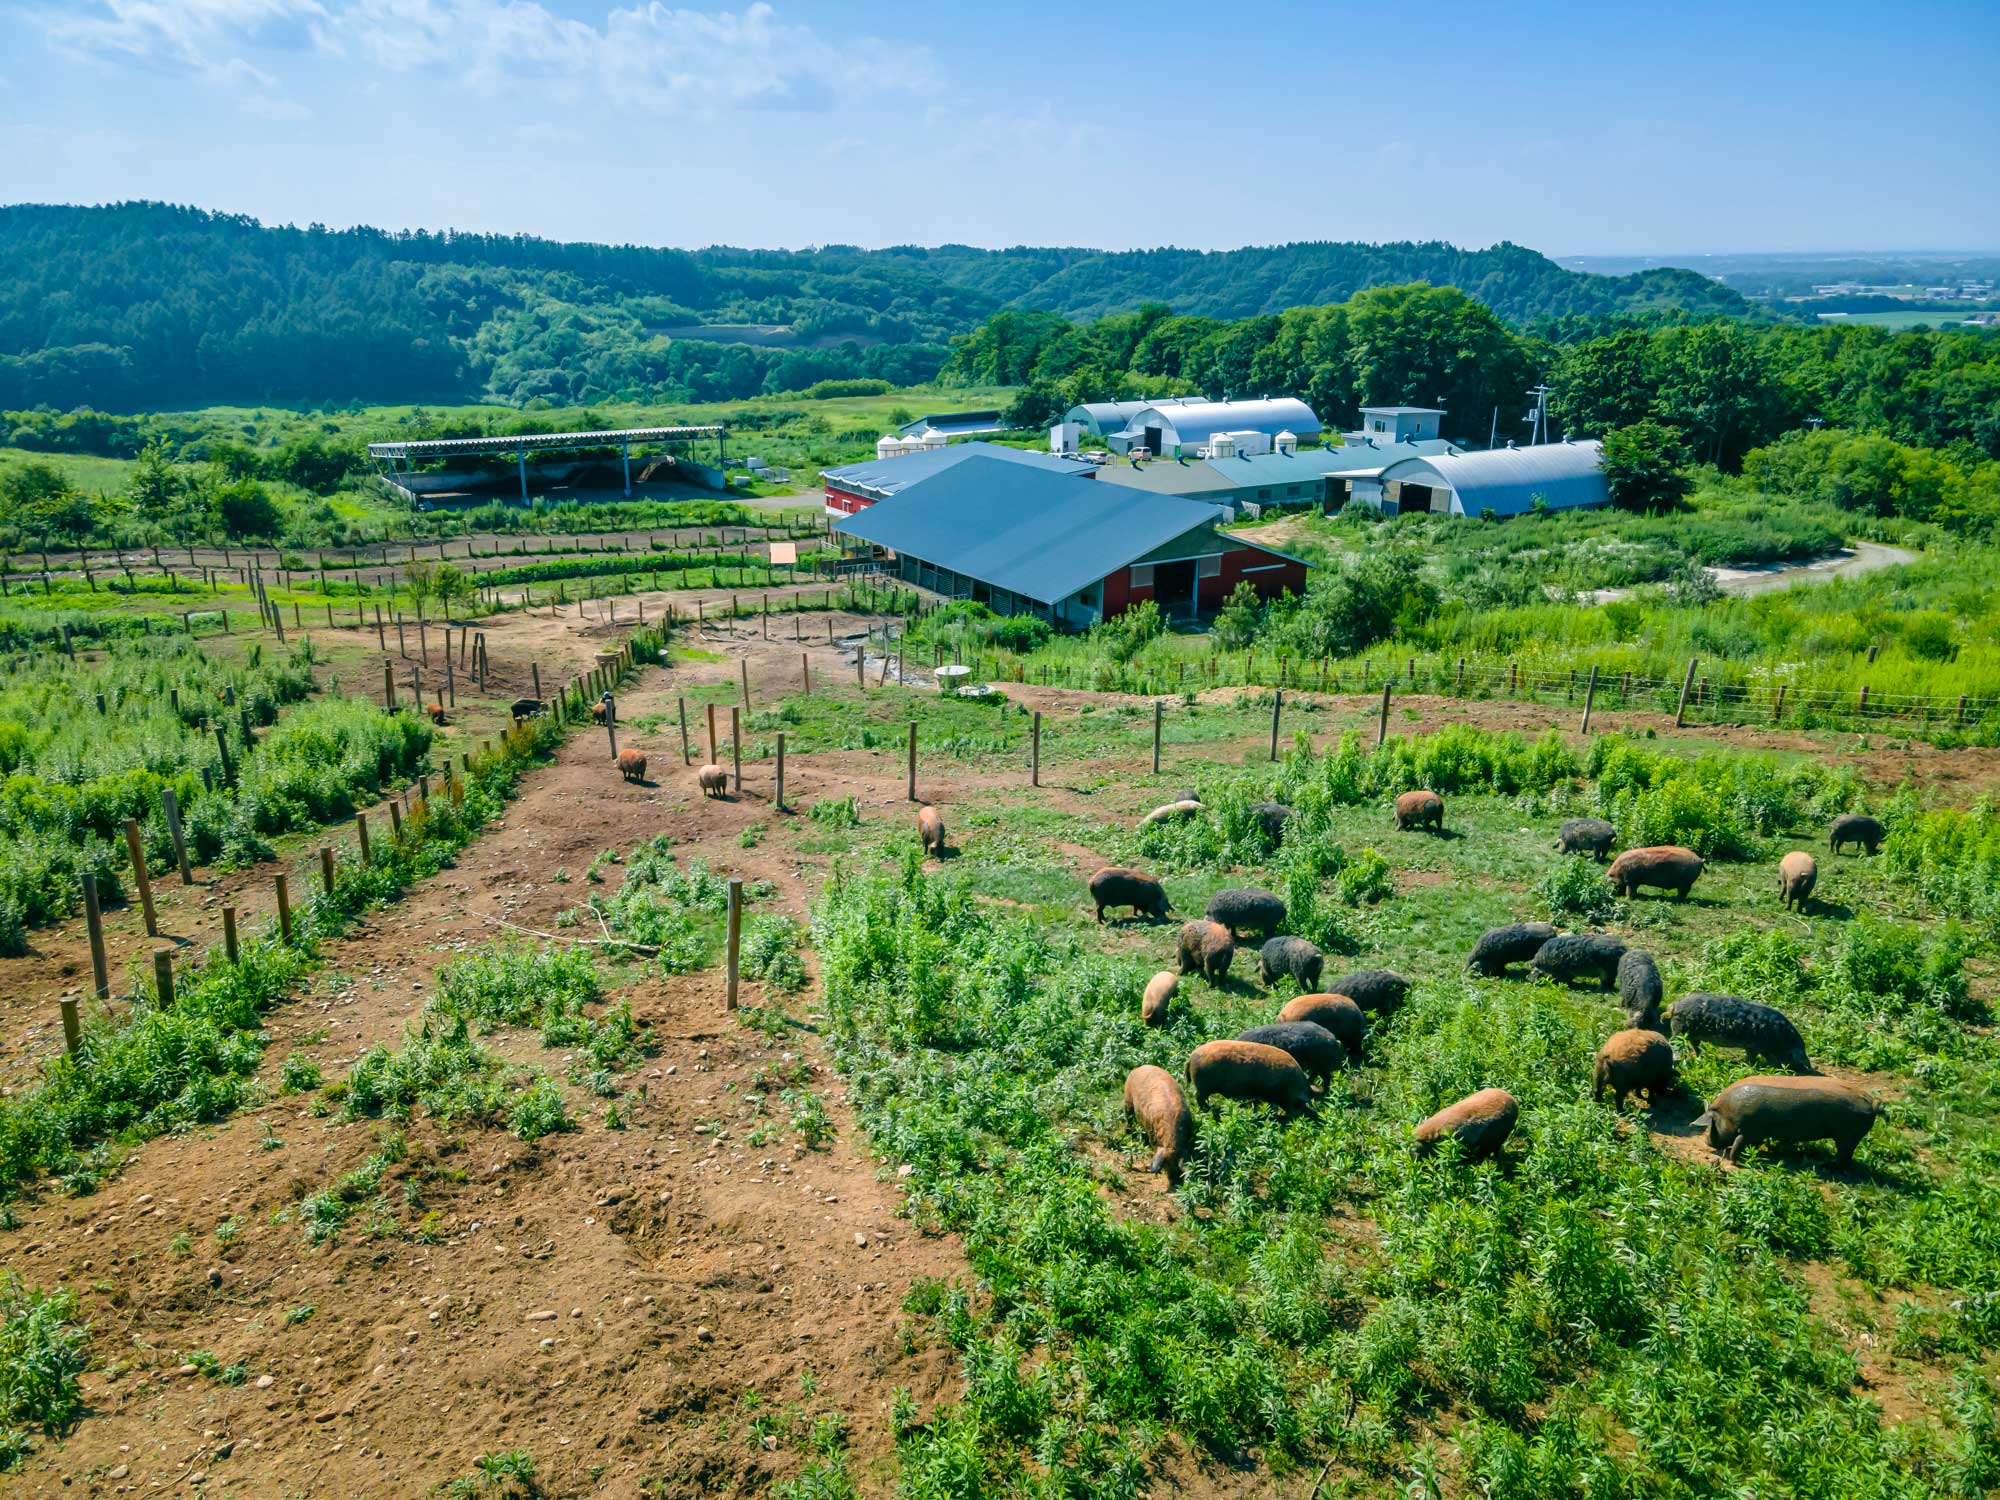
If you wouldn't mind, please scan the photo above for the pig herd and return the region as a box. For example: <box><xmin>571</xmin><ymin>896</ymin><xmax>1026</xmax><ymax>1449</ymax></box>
<box><xmin>1110</xmin><ymin>802</ymin><xmax>1889</xmax><ymax>1191</ymax></box>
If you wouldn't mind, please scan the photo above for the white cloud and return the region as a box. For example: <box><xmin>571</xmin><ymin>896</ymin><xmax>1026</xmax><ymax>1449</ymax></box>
<box><xmin>34</xmin><ymin>0</ymin><xmax>323</xmax><ymax>114</ymax></box>
<box><xmin>314</xmin><ymin>0</ymin><xmax>937</xmax><ymax>114</ymax></box>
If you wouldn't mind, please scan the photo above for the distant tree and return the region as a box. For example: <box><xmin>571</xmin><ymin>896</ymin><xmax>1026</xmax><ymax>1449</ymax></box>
<box><xmin>1600</xmin><ymin>421</ymin><xmax>1693</xmax><ymax>514</ymax></box>
<box><xmin>127</xmin><ymin>438</ymin><xmax>200</xmax><ymax>537</ymax></box>
<box><xmin>1211</xmin><ymin>580</ymin><xmax>1263</xmax><ymax>649</ymax></box>
<box><xmin>0</xmin><ymin>460</ymin><xmax>97</xmax><ymax>544</ymax></box>
<box><xmin>211</xmin><ymin>477</ymin><xmax>283</xmax><ymax>539</ymax></box>
<box><xmin>1004</xmin><ymin>380</ymin><xmax>1064</xmax><ymax>430</ymax></box>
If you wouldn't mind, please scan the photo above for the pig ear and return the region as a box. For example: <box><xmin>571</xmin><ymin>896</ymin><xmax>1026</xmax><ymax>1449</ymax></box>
<box><xmin>1691</xmin><ymin>1111</ymin><xmax>1715</xmax><ymax>1132</ymax></box>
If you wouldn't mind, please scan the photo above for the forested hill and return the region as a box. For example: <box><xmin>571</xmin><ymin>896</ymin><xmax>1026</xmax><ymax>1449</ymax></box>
<box><xmin>0</xmin><ymin>202</ymin><xmax>1748</xmax><ymax>409</ymax></box>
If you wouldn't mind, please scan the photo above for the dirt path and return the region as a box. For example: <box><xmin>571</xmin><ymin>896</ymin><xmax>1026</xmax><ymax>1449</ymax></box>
<box><xmin>0</xmin><ymin>634</ymin><xmax>959</xmax><ymax>1499</ymax></box>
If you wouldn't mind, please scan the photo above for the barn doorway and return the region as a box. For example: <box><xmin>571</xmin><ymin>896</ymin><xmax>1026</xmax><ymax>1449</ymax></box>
<box><xmin>1151</xmin><ymin>559</ymin><xmax>1197</xmax><ymax>619</ymax></box>
<box><xmin>1397</xmin><ymin>483</ymin><xmax>1436</xmax><ymax>515</ymax></box>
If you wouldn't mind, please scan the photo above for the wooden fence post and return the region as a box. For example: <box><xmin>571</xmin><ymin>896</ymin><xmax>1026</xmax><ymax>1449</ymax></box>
<box><xmin>1153</xmin><ymin>700</ymin><xmax>1163</xmax><ymax>775</ymax></box>
<box><xmin>706</xmin><ymin>703</ymin><xmax>718</xmax><ymax>764</ymax></box>
<box><xmin>776</xmin><ymin>731</ymin><xmax>787</xmax><ymax>812</ymax></box>
<box><xmin>1032</xmin><ymin>710</ymin><xmax>1042</xmax><ymax>787</ymax></box>
<box><xmin>731</xmin><ymin>707</ymin><xmax>743</xmax><ymax>793</ymax></box>
<box><xmin>222</xmin><ymin>906</ymin><xmax>239</xmax><ymax>963</ymax></box>
<box><xmin>124</xmin><ymin>820</ymin><xmax>158</xmax><ymax>937</ymax></box>
<box><xmin>383</xmin><ymin>660</ymin><xmax>396</xmax><ymax>709</ymax></box>
<box><xmin>1674</xmin><ymin>657</ymin><xmax>1699</xmax><ymax>727</ymax></box>
<box><xmin>801</xmin><ymin>652</ymin><xmax>810</xmax><ymax>693</ymax></box>
<box><xmin>81</xmin><ymin>872</ymin><xmax>110</xmax><ymax>1000</ymax></box>
<box><xmin>1580</xmin><ymin>664</ymin><xmax>1599</xmax><ymax>736</ymax></box>
<box><xmin>275</xmin><ymin>873</ymin><xmax>292</xmax><ymax>943</ymax></box>
<box><xmin>1377</xmin><ymin>681</ymin><xmax>1392</xmax><ymax>747</ymax></box>
<box><xmin>320</xmin><ymin>846</ymin><xmax>336</xmax><ymax>896</ymax></box>
<box><xmin>356</xmin><ymin>811</ymin><xmax>372</xmax><ymax>865</ymax></box>
<box><xmin>532</xmin><ymin>662</ymin><xmax>542</xmax><ymax>702</ymax></box>
<box><xmin>1774</xmin><ymin>684</ymin><xmax>1787</xmax><ymax>724</ymax></box>
<box><xmin>153</xmin><ymin>949</ymin><xmax>175</xmax><ymax>1009</ymax></box>
<box><xmin>724</xmin><ymin>878</ymin><xmax>743</xmax><ymax>1012</ymax></box>
<box><xmin>59</xmin><ymin>997</ymin><xmax>82</xmax><ymax>1057</ymax></box>
<box><xmin>161</xmin><ymin>787</ymin><xmax>193</xmax><ymax>884</ymax></box>
<box><xmin>1269</xmin><ymin>689</ymin><xmax>1283</xmax><ymax>761</ymax></box>
<box><xmin>741</xmin><ymin>659</ymin><xmax>751</xmax><ymax>708</ymax></box>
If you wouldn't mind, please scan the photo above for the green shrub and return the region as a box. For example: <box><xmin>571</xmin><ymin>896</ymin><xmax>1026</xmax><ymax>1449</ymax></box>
<box><xmin>0</xmin><ymin>1275</ymin><xmax>89</xmax><ymax>1469</ymax></box>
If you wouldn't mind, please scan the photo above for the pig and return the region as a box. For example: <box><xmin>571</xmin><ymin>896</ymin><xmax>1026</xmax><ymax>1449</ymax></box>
<box><xmin>1778</xmin><ymin>851</ymin><xmax>1817</xmax><ymax>911</ymax></box>
<box><xmin>1141</xmin><ymin>800</ymin><xmax>1206</xmax><ymax>828</ymax></box>
<box><xmin>1466</xmin><ymin>922</ymin><xmax>1558</xmax><ymax>978</ymax></box>
<box><xmin>590</xmin><ymin>698</ymin><xmax>610</xmax><ymax>724</ymax></box>
<box><xmin>615</xmin><ymin>748</ymin><xmax>647</xmax><ymax>783</ymax></box>
<box><xmin>1276</xmin><ymin>993</ymin><xmax>1366</xmax><ymax>1062</ymax></box>
<box><xmin>1205</xmin><ymin>888</ymin><xmax>1285</xmax><ymax>940</ymax></box>
<box><xmin>1173</xmin><ymin>789</ymin><xmax>1203</xmax><ymax>806</ymax></box>
<box><xmin>1530</xmin><ymin>933</ymin><xmax>1628</xmax><ymax>991</ymax></box>
<box><xmin>1259</xmin><ymin>935</ymin><xmax>1324</xmax><ymax>991</ymax></box>
<box><xmin>1553</xmin><ymin>817</ymin><xmax>1617</xmax><ymax>860</ymax></box>
<box><xmin>1325</xmin><ymin>970</ymin><xmax>1410</xmax><ymax>1015</ymax></box>
<box><xmin>1142</xmin><ymin>971</ymin><xmax>1177</xmax><ymax>1027</ymax></box>
<box><xmin>1248</xmin><ymin>802</ymin><xmax>1293</xmax><ymax>844</ymax></box>
<box><xmin>1124</xmin><ymin>1065</ymin><xmax>1195</xmax><ymax>1187</ymax></box>
<box><xmin>1829</xmin><ymin>813</ymin><xmax>1885</xmax><ymax>856</ymax></box>
<box><xmin>1414</xmin><ymin>1088</ymin><xmax>1518</xmax><ymax>1161</ymax></box>
<box><xmin>1185</xmin><ymin>1040</ymin><xmax>1314</xmax><ymax>1117</ymax></box>
<box><xmin>1089</xmin><ymin>867</ymin><xmax>1170</xmax><ymax>924</ymax></box>
<box><xmin>918</xmin><ymin>806</ymin><xmax>946</xmax><ymax>858</ymax></box>
<box><xmin>510</xmin><ymin>697</ymin><xmax>543</xmax><ymax>722</ymax></box>
<box><xmin>427</xmin><ymin>702</ymin><xmax>447</xmax><ymax>726</ymax></box>
<box><xmin>1177</xmin><ymin>920</ymin><xmax>1234</xmax><ymax>981</ymax></box>
<box><xmin>1592</xmin><ymin>1029</ymin><xmax>1675</xmax><ymax>1110</ymax></box>
<box><xmin>1615</xmin><ymin>949</ymin><xmax>1664</xmax><ymax>1031</ymax></box>
<box><xmin>1695</xmin><ymin>1075</ymin><xmax>1879</xmax><ymax>1167</ymax></box>
<box><xmin>1608</xmin><ymin>845</ymin><xmax>1704</xmax><ymax>900</ymax></box>
<box><xmin>1393</xmin><ymin>789</ymin><xmax>1445</xmax><ymax>832</ymax></box>
<box><xmin>1237</xmin><ymin>1022</ymin><xmax>1346</xmax><ymax>1085</ymax></box>
<box><xmin>1667</xmin><ymin>993</ymin><xmax>1812</xmax><ymax>1073</ymax></box>
<box><xmin>696</xmin><ymin>763</ymin><xmax>729</xmax><ymax>798</ymax></box>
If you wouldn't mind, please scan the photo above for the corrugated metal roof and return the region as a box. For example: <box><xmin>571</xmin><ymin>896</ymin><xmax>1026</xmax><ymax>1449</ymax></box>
<box><xmin>1206</xmin><ymin>440</ymin><xmax>1459</xmax><ymax>486</ymax></box>
<box><xmin>820</xmin><ymin>440</ymin><xmax>1092</xmax><ymax>500</ymax></box>
<box><xmin>833</xmin><ymin>455</ymin><xmax>1223</xmax><ymax>605</ymax></box>
<box><xmin>367</xmin><ymin>426</ymin><xmax>722</xmax><ymax>459</ymax></box>
<box><xmin>1358</xmin><ymin>405</ymin><xmax>1447</xmax><ymax>417</ymax></box>
<box><xmin>1120</xmin><ymin>397</ymin><xmax>1323</xmax><ymax>446</ymax></box>
<box><xmin>899</xmin><ymin>410</ymin><xmax>1005</xmax><ymax>437</ymax></box>
<box><xmin>1378</xmin><ymin>440</ymin><xmax>1608</xmax><ymax>517</ymax></box>
<box><xmin>1093</xmin><ymin>457</ymin><xmax>1239</xmax><ymax>498</ymax></box>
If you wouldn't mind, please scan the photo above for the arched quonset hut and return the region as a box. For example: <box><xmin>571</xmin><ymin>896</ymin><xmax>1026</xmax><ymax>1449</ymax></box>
<box><xmin>1109</xmin><ymin>397</ymin><xmax>1322</xmax><ymax>455</ymax></box>
<box><xmin>1366</xmin><ymin>439</ymin><xmax>1607</xmax><ymax>517</ymax></box>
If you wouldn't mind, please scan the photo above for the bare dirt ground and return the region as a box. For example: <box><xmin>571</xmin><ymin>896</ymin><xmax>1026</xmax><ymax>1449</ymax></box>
<box><xmin>5</xmin><ymin>597</ymin><xmax>1996</xmax><ymax>1498</ymax></box>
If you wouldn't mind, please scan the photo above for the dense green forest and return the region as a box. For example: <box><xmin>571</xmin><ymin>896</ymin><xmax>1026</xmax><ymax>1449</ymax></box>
<box><xmin>1</xmin><ymin>203</ymin><xmax>1749</xmax><ymax>409</ymax></box>
<box><xmin>964</xmin><ymin>286</ymin><xmax>2000</xmax><ymax>469</ymax></box>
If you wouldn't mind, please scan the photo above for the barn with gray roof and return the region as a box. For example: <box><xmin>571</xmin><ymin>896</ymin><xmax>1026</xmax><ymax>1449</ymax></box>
<box><xmin>1370</xmin><ymin>440</ymin><xmax>1609</xmax><ymax>517</ymax></box>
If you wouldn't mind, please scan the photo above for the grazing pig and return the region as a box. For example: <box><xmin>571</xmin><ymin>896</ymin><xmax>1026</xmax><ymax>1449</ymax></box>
<box><xmin>1778</xmin><ymin>851</ymin><xmax>1817</xmax><ymax>911</ymax></box>
<box><xmin>1829</xmin><ymin>813</ymin><xmax>1885</xmax><ymax>856</ymax></box>
<box><xmin>1186</xmin><ymin>1040</ymin><xmax>1314</xmax><ymax>1116</ymax></box>
<box><xmin>1237</xmin><ymin>1022</ymin><xmax>1345</xmax><ymax>1084</ymax></box>
<box><xmin>1177</xmin><ymin>920</ymin><xmax>1234</xmax><ymax>981</ymax></box>
<box><xmin>1140</xmin><ymin>800</ymin><xmax>1205</xmax><ymax>828</ymax></box>
<box><xmin>1667</xmin><ymin>993</ymin><xmax>1812</xmax><ymax>1073</ymax></box>
<box><xmin>1259</xmin><ymin>935</ymin><xmax>1323</xmax><ymax>991</ymax></box>
<box><xmin>917</xmin><ymin>806</ymin><xmax>946</xmax><ymax>858</ymax></box>
<box><xmin>696</xmin><ymin>763</ymin><xmax>729</xmax><ymax>798</ymax></box>
<box><xmin>1414</xmin><ymin>1088</ymin><xmax>1518</xmax><ymax>1161</ymax></box>
<box><xmin>1553</xmin><ymin>817</ymin><xmax>1617</xmax><ymax>860</ymax></box>
<box><xmin>1277</xmin><ymin>993</ymin><xmax>1366</xmax><ymax>1061</ymax></box>
<box><xmin>1142</xmin><ymin>971</ymin><xmax>1177</xmax><ymax>1026</ymax></box>
<box><xmin>1248</xmin><ymin>801</ymin><xmax>1293</xmax><ymax>844</ymax></box>
<box><xmin>1393</xmin><ymin>789</ymin><xmax>1445</xmax><ymax>832</ymax></box>
<box><xmin>1616</xmin><ymin>949</ymin><xmax>1664</xmax><ymax>1031</ymax></box>
<box><xmin>615</xmin><ymin>748</ymin><xmax>647</xmax><ymax>783</ymax></box>
<box><xmin>1466</xmin><ymin>922</ymin><xmax>1558</xmax><ymax>978</ymax></box>
<box><xmin>1531</xmin><ymin>933</ymin><xmax>1628</xmax><ymax>991</ymax></box>
<box><xmin>1124</xmin><ymin>1065</ymin><xmax>1195</xmax><ymax>1187</ymax></box>
<box><xmin>1325</xmin><ymin>969</ymin><xmax>1410</xmax><ymax>1015</ymax></box>
<box><xmin>1089</xmin><ymin>867</ymin><xmax>1170</xmax><ymax>924</ymax></box>
<box><xmin>1696</xmin><ymin>1075</ymin><xmax>1878</xmax><ymax>1166</ymax></box>
<box><xmin>510</xmin><ymin>697</ymin><xmax>542</xmax><ymax>722</ymax></box>
<box><xmin>1592</xmin><ymin>1029</ymin><xmax>1675</xmax><ymax>1110</ymax></box>
<box><xmin>590</xmin><ymin>698</ymin><xmax>610</xmax><ymax>724</ymax></box>
<box><xmin>1608</xmin><ymin>845</ymin><xmax>1704</xmax><ymax>900</ymax></box>
<box><xmin>427</xmin><ymin>702</ymin><xmax>447</xmax><ymax>726</ymax></box>
<box><xmin>1205</xmin><ymin>887</ymin><xmax>1285</xmax><ymax>940</ymax></box>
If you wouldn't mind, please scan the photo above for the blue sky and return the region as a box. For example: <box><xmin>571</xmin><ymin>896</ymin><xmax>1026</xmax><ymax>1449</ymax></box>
<box><xmin>1</xmin><ymin>0</ymin><xmax>1994</xmax><ymax>257</ymax></box>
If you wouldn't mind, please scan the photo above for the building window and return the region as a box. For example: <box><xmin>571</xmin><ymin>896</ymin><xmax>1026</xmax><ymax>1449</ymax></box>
<box><xmin>1131</xmin><ymin>564</ymin><xmax>1154</xmax><ymax>588</ymax></box>
<box><xmin>1196</xmin><ymin>556</ymin><xmax>1221</xmax><ymax>579</ymax></box>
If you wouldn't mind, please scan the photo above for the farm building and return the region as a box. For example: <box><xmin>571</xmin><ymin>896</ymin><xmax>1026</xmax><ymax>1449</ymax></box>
<box><xmin>1104</xmin><ymin>396</ymin><xmax>1322</xmax><ymax>456</ymax></box>
<box><xmin>820</xmin><ymin>440</ymin><xmax>1095</xmax><ymax>518</ymax></box>
<box><xmin>1063</xmin><ymin>397</ymin><xmax>1203</xmax><ymax>437</ymax></box>
<box><xmin>1364</xmin><ymin>439</ymin><xmax>1608</xmax><ymax>516</ymax></box>
<box><xmin>897</xmin><ymin>409</ymin><xmax>1008</xmax><ymax>440</ymax></box>
<box><xmin>832</xmin><ymin>454</ymin><xmax>1310</xmax><ymax>628</ymax></box>
<box><xmin>1347</xmin><ymin>406</ymin><xmax>1447</xmax><ymax>444</ymax></box>
<box><xmin>1094</xmin><ymin>438</ymin><xmax>1458</xmax><ymax>516</ymax></box>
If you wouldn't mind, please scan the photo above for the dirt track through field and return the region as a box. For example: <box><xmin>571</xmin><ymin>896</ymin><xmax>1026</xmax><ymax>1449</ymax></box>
<box><xmin>0</xmin><ymin>623</ymin><xmax>962</xmax><ymax>1499</ymax></box>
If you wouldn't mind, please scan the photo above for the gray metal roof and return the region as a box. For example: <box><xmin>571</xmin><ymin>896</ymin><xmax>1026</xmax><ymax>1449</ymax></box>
<box><xmin>833</xmin><ymin>455</ymin><xmax>1224</xmax><ymax>605</ymax></box>
<box><xmin>366</xmin><ymin>426</ymin><xmax>721</xmax><ymax>460</ymax></box>
<box><xmin>1064</xmin><ymin>398</ymin><xmax>1203</xmax><ymax>434</ymax></box>
<box><xmin>821</xmin><ymin>440</ymin><xmax>1092</xmax><ymax>500</ymax></box>
<box><xmin>1377</xmin><ymin>440</ymin><xmax>1608</xmax><ymax>517</ymax></box>
<box><xmin>899</xmin><ymin>410</ymin><xmax>1005</xmax><ymax>437</ymax></box>
<box><xmin>1358</xmin><ymin>406</ymin><xmax>1447</xmax><ymax>417</ymax></box>
<box><xmin>1093</xmin><ymin>456</ymin><xmax>1240</xmax><ymax>498</ymax></box>
<box><xmin>1119</xmin><ymin>397</ymin><xmax>1322</xmax><ymax>446</ymax></box>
